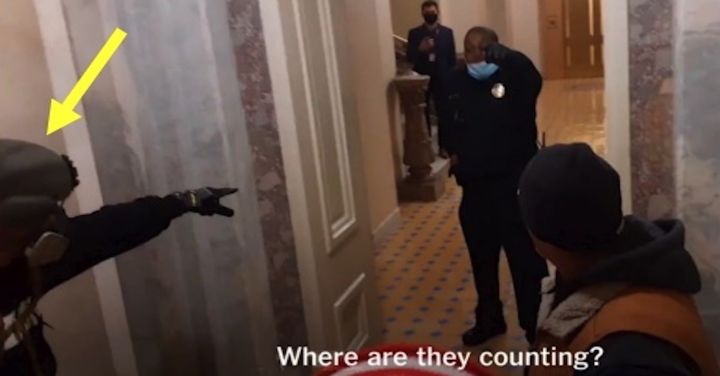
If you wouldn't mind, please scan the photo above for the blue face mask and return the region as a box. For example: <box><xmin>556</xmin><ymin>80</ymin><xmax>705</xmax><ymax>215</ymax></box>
<box><xmin>467</xmin><ymin>61</ymin><xmax>499</xmax><ymax>80</ymax></box>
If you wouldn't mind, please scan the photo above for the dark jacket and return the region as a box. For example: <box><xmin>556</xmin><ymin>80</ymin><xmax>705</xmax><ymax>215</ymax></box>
<box><xmin>0</xmin><ymin>196</ymin><xmax>187</xmax><ymax>375</ymax></box>
<box><xmin>554</xmin><ymin>217</ymin><xmax>703</xmax><ymax>376</ymax></box>
<box><xmin>447</xmin><ymin>50</ymin><xmax>542</xmax><ymax>185</ymax></box>
<box><xmin>406</xmin><ymin>24</ymin><xmax>456</xmax><ymax>90</ymax></box>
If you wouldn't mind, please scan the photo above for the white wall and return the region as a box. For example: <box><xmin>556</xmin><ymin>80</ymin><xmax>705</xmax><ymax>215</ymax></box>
<box><xmin>602</xmin><ymin>0</ymin><xmax>632</xmax><ymax>213</ymax></box>
<box><xmin>440</xmin><ymin>0</ymin><xmax>488</xmax><ymax>52</ymax></box>
<box><xmin>390</xmin><ymin>0</ymin><xmax>424</xmax><ymax>38</ymax></box>
<box><xmin>0</xmin><ymin>3</ymin><xmax>64</xmax><ymax>149</ymax></box>
<box><xmin>344</xmin><ymin>0</ymin><xmax>401</xmax><ymax>236</ymax></box>
<box><xmin>505</xmin><ymin>0</ymin><xmax>543</xmax><ymax>70</ymax></box>
<box><xmin>0</xmin><ymin>1</ymin><xmax>116</xmax><ymax>375</ymax></box>
<box><xmin>485</xmin><ymin>0</ymin><xmax>510</xmax><ymax>43</ymax></box>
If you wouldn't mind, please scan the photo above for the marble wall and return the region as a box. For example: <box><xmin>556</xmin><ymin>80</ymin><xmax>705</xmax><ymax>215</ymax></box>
<box><xmin>630</xmin><ymin>0</ymin><xmax>720</xmax><ymax>353</ymax></box>
<box><xmin>675</xmin><ymin>0</ymin><xmax>720</xmax><ymax>353</ymax></box>
<box><xmin>225</xmin><ymin>0</ymin><xmax>308</xmax><ymax>354</ymax></box>
<box><xmin>55</xmin><ymin>0</ymin><xmax>305</xmax><ymax>374</ymax></box>
<box><xmin>628</xmin><ymin>0</ymin><xmax>676</xmax><ymax>219</ymax></box>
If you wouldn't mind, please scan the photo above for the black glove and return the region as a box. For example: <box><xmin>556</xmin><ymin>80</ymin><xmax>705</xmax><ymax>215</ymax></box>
<box><xmin>485</xmin><ymin>43</ymin><xmax>511</xmax><ymax>65</ymax></box>
<box><xmin>172</xmin><ymin>187</ymin><xmax>237</xmax><ymax>217</ymax></box>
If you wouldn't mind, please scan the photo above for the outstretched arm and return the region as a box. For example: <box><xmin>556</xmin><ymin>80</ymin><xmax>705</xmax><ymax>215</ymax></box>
<box><xmin>39</xmin><ymin>188</ymin><xmax>236</xmax><ymax>294</ymax></box>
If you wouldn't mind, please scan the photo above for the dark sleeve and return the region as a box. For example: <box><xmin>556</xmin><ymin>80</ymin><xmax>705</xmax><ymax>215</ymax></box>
<box><xmin>406</xmin><ymin>29</ymin><xmax>420</xmax><ymax>66</ymax></box>
<box><xmin>447</xmin><ymin>29</ymin><xmax>457</xmax><ymax>69</ymax></box>
<box><xmin>39</xmin><ymin>196</ymin><xmax>188</xmax><ymax>294</ymax></box>
<box><xmin>575</xmin><ymin>333</ymin><xmax>699</xmax><ymax>376</ymax></box>
<box><xmin>504</xmin><ymin>50</ymin><xmax>542</xmax><ymax>90</ymax></box>
<box><xmin>503</xmin><ymin>50</ymin><xmax>542</xmax><ymax>145</ymax></box>
<box><xmin>445</xmin><ymin>71</ymin><xmax>462</xmax><ymax>156</ymax></box>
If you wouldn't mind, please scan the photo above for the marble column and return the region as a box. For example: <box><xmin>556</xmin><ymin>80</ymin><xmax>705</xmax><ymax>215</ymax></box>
<box><xmin>675</xmin><ymin>0</ymin><xmax>720</xmax><ymax>353</ymax></box>
<box><xmin>58</xmin><ymin>0</ymin><xmax>302</xmax><ymax>374</ymax></box>
<box><xmin>225</xmin><ymin>0</ymin><xmax>308</xmax><ymax>356</ymax></box>
<box><xmin>628</xmin><ymin>0</ymin><xmax>676</xmax><ymax>219</ymax></box>
<box><xmin>629</xmin><ymin>0</ymin><xmax>720</xmax><ymax>353</ymax></box>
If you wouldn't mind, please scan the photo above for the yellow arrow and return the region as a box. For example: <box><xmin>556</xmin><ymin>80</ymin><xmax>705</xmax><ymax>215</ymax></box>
<box><xmin>46</xmin><ymin>28</ymin><xmax>127</xmax><ymax>135</ymax></box>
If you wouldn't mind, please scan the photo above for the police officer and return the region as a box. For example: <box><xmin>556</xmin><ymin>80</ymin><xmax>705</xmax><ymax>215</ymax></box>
<box><xmin>0</xmin><ymin>139</ymin><xmax>237</xmax><ymax>374</ymax></box>
<box><xmin>446</xmin><ymin>27</ymin><xmax>549</xmax><ymax>346</ymax></box>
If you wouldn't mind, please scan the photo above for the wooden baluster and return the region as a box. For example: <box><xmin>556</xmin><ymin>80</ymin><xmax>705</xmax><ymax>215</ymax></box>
<box><xmin>393</xmin><ymin>75</ymin><xmax>449</xmax><ymax>201</ymax></box>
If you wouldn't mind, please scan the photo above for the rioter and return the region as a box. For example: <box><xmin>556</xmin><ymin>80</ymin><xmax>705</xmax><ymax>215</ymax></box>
<box><xmin>520</xmin><ymin>143</ymin><xmax>719</xmax><ymax>376</ymax></box>
<box><xmin>0</xmin><ymin>139</ymin><xmax>237</xmax><ymax>374</ymax></box>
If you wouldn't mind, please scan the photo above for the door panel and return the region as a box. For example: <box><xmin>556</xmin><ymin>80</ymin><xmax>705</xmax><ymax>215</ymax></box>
<box><xmin>297</xmin><ymin>0</ymin><xmax>359</xmax><ymax>249</ymax></box>
<box><xmin>273</xmin><ymin>0</ymin><xmax>382</xmax><ymax>351</ymax></box>
<box><xmin>563</xmin><ymin>0</ymin><xmax>604</xmax><ymax>78</ymax></box>
<box><xmin>540</xmin><ymin>0</ymin><xmax>566</xmax><ymax>79</ymax></box>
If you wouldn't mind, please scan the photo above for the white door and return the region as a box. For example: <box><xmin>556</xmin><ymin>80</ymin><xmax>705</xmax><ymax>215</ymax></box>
<box><xmin>261</xmin><ymin>0</ymin><xmax>383</xmax><ymax>351</ymax></box>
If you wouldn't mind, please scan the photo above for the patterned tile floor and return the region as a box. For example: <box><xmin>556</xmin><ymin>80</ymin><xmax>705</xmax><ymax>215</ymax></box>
<box><xmin>375</xmin><ymin>184</ymin><xmax>528</xmax><ymax>376</ymax></box>
<box><xmin>375</xmin><ymin>78</ymin><xmax>606</xmax><ymax>375</ymax></box>
<box><xmin>537</xmin><ymin>79</ymin><xmax>606</xmax><ymax>156</ymax></box>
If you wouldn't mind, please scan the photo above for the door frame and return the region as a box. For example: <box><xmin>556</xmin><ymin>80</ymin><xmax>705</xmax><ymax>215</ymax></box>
<box><xmin>259</xmin><ymin>0</ymin><xmax>382</xmax><ymax>351</ymax></box>
<box><xmin>599</xmin><ymin>0</ymin><xmax>632</xmax><ymax>213</ymax></box>
<box><xmin>259</xmin><ymin>0</ymin><xmax>325</xmax><ymax>349</ymax></box>
<box><xmin>538</xmin><ymin>0</ymin><xmax>605</xmax><ymax>79</ymax></box>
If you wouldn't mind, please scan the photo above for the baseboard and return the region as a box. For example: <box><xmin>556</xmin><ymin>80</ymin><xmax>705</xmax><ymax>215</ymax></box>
<box><xmin>372</xmin><ymin>207</ymin><xmax>402</xmax><ymax>246</ymax></box>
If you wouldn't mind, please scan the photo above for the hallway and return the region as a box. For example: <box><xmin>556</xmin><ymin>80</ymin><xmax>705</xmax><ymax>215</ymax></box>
<box><xmin>4</xmin><ymin>0</ymin><xmax>720</xmax><ymax>373</ymax></box>
<box><xmin>538</xmin><ymin>78</ymin><xmax>606</xmax><ymax>155</ymax></box>
<box><xmin>376</xmin><ymin>78</ymin><xmax>606</xmax><ymax>375</ymax></box>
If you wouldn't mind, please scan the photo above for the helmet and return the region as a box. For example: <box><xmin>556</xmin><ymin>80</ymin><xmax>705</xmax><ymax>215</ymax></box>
<box><xmin>0</xmin><ymin>139</ymin><xmax>79</xmax><ymax>227</ymax></box>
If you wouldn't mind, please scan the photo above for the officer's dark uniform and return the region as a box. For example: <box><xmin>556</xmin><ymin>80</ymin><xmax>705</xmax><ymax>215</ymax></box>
<box><xmin>447</xmin><ymin>49</ymin><xmax>549</xmax><ymax>340</ymax></box>
<box><xmin>407</xmin><ymin>24</ymin><xmax>456</xmax><ymax>150</ymax></box>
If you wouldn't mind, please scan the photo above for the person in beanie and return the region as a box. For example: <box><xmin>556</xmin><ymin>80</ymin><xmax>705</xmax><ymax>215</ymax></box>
<box><xmin>447</xmin><ymin>26</ymin><xmax>548</xmax><ymax>347</ymax></box>
<box><xmin>519</xmin><ymin>143</ymin><xmax>718</xmax><ymax>376</ymax></box>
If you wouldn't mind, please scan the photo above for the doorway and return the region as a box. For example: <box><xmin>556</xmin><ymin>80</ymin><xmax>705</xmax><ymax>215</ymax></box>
<box><xmin>540</xmin><ymin>0</ymin><xmax>604</xmax><ymax>80</ymax></box>
<box><xmin>537</xmin><ymin>0</ymin><xmax>606</xmax><ymax>157</ymax></box>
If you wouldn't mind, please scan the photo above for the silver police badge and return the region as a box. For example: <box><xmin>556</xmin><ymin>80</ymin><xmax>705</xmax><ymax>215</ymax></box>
<box><xmin>491</xmin><ymin>83</ymin><xmax>506</xmax><ymax>99</ymax></box>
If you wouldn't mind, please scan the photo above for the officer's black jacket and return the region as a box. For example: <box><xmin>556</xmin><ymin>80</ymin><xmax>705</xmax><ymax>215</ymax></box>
<box><xmin>0</xmin><ymin>196</ymin><xmax>187</xmax><ymax>375</ymax></box>
<box><xmin>447</xmin><ymin>50</ymin><xmax>542</xmax><ymax>184</ymax></box>
<box><xmin>406</xmin><ymin>24</ymin><xmax>457</xmax><ymax>88</ymax></box>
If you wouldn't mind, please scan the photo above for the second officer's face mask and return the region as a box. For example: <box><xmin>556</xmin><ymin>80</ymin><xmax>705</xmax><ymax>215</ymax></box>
<box><xmin>422</xmin><ymin>6</ymin><xmax>439</xmax><ymax>25</ymax></box>
<box><xmin>467</xmin><ymin>61</ymin><xmax>499</xmax><ymax>81</ymax></box>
